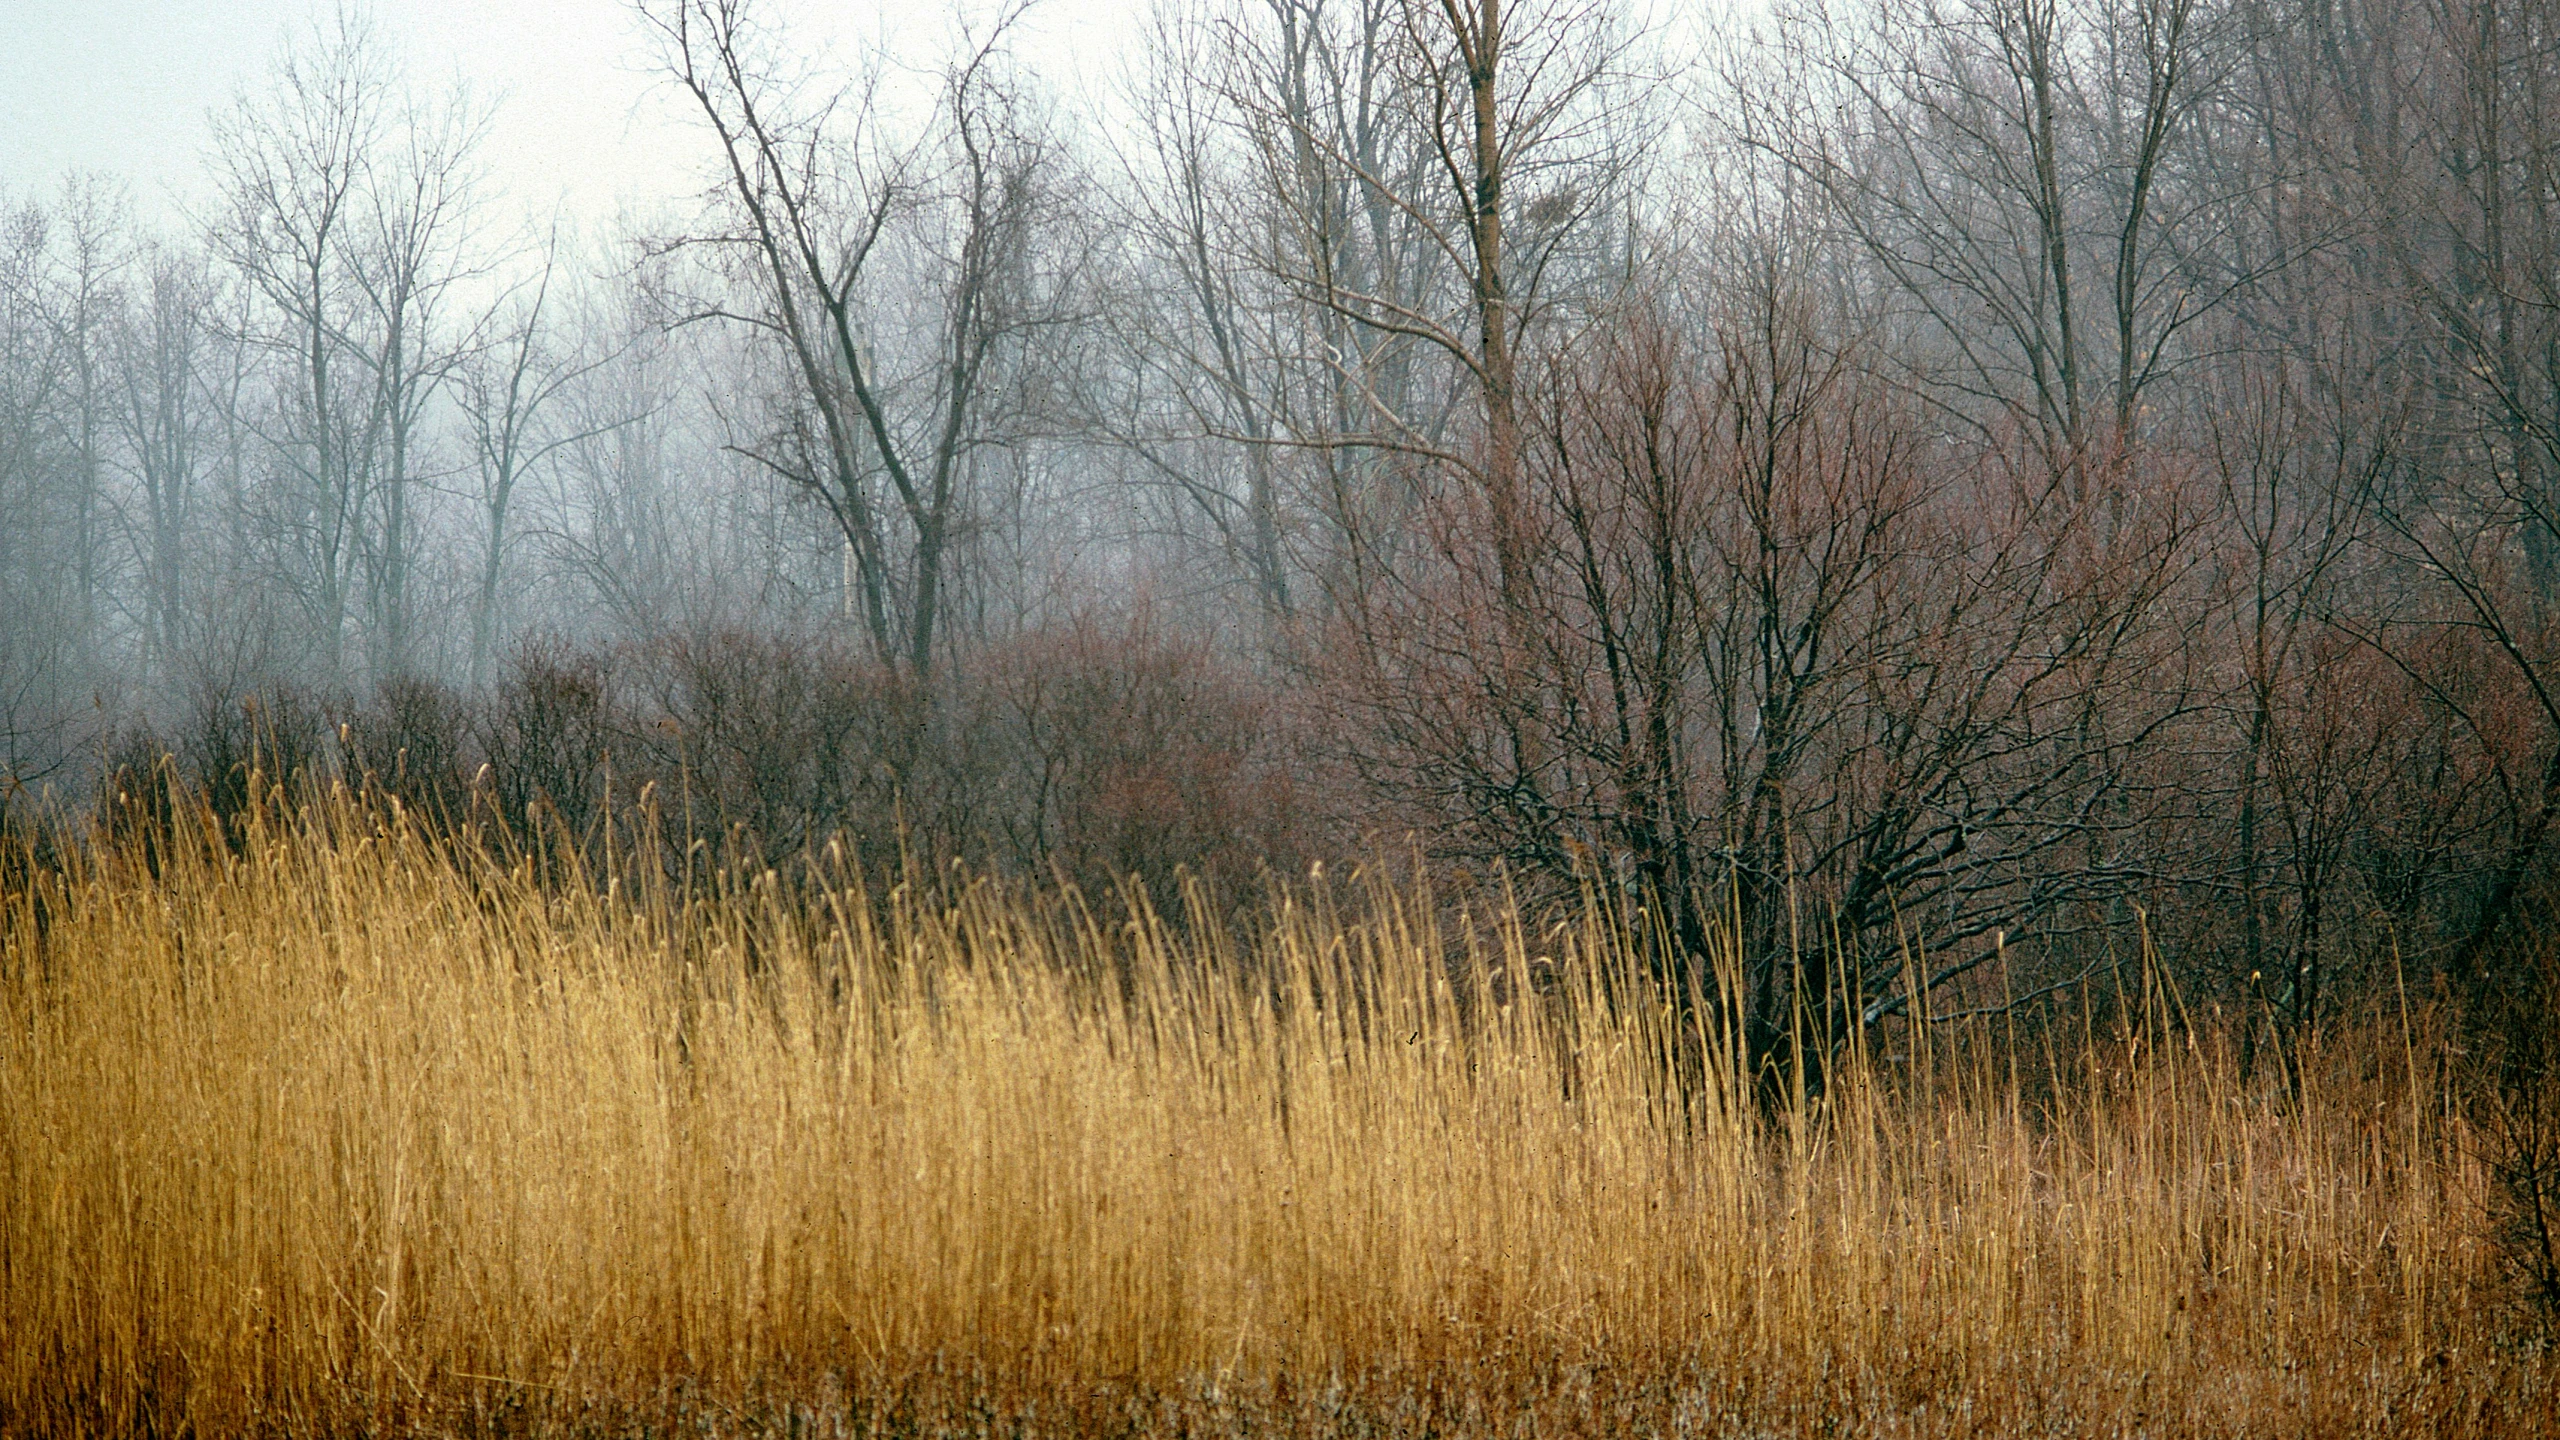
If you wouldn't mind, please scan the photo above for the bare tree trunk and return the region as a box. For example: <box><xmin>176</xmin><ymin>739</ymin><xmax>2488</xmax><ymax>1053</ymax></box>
<box><xmin>643</xmin><ymin>0</ymin><xmax>1058</xmax><ymax>682</ymax></box>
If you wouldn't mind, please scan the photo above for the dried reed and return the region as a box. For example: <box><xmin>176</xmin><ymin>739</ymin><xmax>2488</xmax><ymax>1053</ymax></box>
<box><xmin>0</xmin><ymin>794</ymin><xmax>2545</xmax><ymax>1436</ymax></box>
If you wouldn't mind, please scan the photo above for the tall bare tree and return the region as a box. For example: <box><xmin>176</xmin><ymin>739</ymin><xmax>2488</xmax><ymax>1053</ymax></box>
<box><xmin>208</xmin><ymin>4</ymin><xmax>486</xmax><ymax>685</ymax></box>
<box><xmin>345</xmin><ymin>71</ymin><xmax>492</xmax><ymax>682</ymax></box>
<box><xmin>1738</xmin><ymin>0</ymin><xmax>2223</xmax><ymax>483</ymax></box>
<box><xmin>640</xmin><ymin>0</ymin><xmax>1073</xmax><ymax>679</ymax></box>
<box><xmin>1165</xmin><ymin>0</ymin><xmax>1643</xmax><ymax>612</ymax></box>
<box><xmin>208</xmin><ymin>6</ymin><xmax>385</xmax><ymax>684</ymax></box>
<box><xmin>458</xmin><ymin>233</ymin><xmax>627</xmax><ymax>686</ymax></box>
<box><xmin>110</xmin><ymin>241</ymin><xmax>224</xmax><ymax>681</ymax></box>
<box><xmin>0</xmin><ymin>192</ymin><xmax>82</xmax><ymax>791</ymax></box>
<box><xmin>1092</xmin><ymin>4</ymin><xmax>1301</xmax><ymax>629</ymax></box>
<box><xmin>46</xmin><ymin>177</ymin><xmax>130</xmax><ymax>665</ymax></box>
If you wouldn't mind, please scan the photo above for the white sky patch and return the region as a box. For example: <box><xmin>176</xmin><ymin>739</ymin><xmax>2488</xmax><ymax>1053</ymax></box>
<box><xmin>2</xmin><ymin>0</ymin><xmax>1149</xmax><ymax>233</ymax></box>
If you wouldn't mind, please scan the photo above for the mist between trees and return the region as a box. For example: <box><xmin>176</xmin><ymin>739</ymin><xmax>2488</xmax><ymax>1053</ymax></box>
<box><xmin>10</xmin><ymin>0</ymin><xmax>2560</xmax><ymax>1089</ymax></box>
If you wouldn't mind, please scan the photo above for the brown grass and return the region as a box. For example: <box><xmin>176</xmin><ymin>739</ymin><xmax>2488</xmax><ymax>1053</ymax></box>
<box><xmin>0</xmin><ymin>794</ymin><xmax>2548</xmax><ymax>1437</ymax></box>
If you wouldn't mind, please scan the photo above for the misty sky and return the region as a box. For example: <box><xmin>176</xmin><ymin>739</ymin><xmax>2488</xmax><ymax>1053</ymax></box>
<box><xmin>1</xmin><ymin>0</ymin><xmax>1144</xmax><ymax>232</ymax></box>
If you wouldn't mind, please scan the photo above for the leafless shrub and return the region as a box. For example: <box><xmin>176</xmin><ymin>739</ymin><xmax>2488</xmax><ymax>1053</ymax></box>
<box><xmin>620</xmin><ymin>627</ymin><xmax>926</xmax><ymax>876</ymax></box>
<box><xmin>476</xmin><ymin>639</ymin><xmax>612</xmax><ymax>846</ymax></box>
<box><xmin>975</xmin><ymin>609</ymin><xmax>1309</xmax><ymax>907</ymax></box>
<box><xmin>337</xmin><ymin>674</ymin><xmax>477</xmax><ymax>826</ymax></box>
<box><xmin>609</xmin><ymin>617</ymin><xmax>1311</xmax><ymax>912</ymax></box>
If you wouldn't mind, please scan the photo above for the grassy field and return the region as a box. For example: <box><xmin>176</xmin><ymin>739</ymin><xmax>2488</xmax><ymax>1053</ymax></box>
<box><xmin>0</xmin><ymin>795</ymin><xmax>2549</xmax><ymax>1437</ymax></box>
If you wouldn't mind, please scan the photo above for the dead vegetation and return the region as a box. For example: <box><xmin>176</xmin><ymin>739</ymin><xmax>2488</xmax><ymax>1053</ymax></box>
<box><xmin>0</xmin><ymin>791</ymin><xmax>2547</xmax><ymax>1438</ymax></box>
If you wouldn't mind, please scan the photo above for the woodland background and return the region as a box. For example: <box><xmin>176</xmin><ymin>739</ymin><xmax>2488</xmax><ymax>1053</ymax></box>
<box><xmin>10</xmin><ymin>0</ymin><xmax>2560</xmax><ymax>1067</ymax></box>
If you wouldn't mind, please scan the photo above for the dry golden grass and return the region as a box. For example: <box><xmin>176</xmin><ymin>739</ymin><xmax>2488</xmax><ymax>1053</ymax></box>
<box><xmin>0</xmin><ymin>794</ymin><xmax>2549</xmax><ymax>1437</ymax></box>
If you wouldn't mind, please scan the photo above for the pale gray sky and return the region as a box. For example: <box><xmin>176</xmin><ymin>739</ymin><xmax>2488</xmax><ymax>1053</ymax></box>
<box><xmin>0</xmin><ymin>1</ymin><xmax>1142</xmax><ymax>232</ymax></box>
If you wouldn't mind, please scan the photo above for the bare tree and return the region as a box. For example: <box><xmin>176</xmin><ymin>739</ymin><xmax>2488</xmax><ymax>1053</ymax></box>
<box><xmin>207</xmin><ymin>5</ymin><xmax>488</xmax><ymax>686</ymax></box>
<box><xmin>1736</xmin><ymin>0</ymin><xmax>2226</xmax><ymax>482</ymax></box>
<box><xmin>2270</xmin><ymin>0</ymin><xmax>2560</xmax><ymax>988</ymax></box>
<box><xmin>1328</xmin><ymin>242</ymin><xmax>2205</xmax><ymax>1081</ymax></box>
<box><xmin>344</xmin><ymin>70</ymin><xmax>492</xmax><ymax>682</ymax></box>
<box><xmin>0</xmin><ymin>191</ymin><xmax>83</xmax><ymax>790</ymax></box>
<box><xmin>1210</xmin><ymin>0</ymin><xmax>1644</xmax><ymax>594</ymax></box>
<box><xmin>46</xmin><ymin>177</ymin><xmax>131</xmax><ymax>665</ymax></box>
<box><xmin>207</xmin><ymin>6</ymin><xmax>387</xmax><ymax>685</ymax></box>
<box><xmin>458</xmin><ymin>232</ymin><xmax>627</xmax><ymax>687</ymax></box>
<box><xmin>639</xmin><ymin>0</ymin><xmax>1074</xmax><ymax>679</ymax></box>
<box><xmin>2193</xmin><ymin>351</ymin><xmax>2419</xmax><ymax>1048</ymax></box>
<box><xmin>541</xmin><ymin>273</ymin><xmax>704</xmax><ymax>641</ymax></box>
<box><xmin>109</xmin><ymin>240</ymin><xmax>224</xmax><ymax>681</ymax></box>
<box><xmin>1090</xmin><ymin>4</ymin><xmax>1300</xmax><ymax>629</ymax></box>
